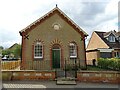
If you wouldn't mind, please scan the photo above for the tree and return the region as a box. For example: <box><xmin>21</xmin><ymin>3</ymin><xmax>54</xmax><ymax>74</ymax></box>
<box><xmin>2</xmin><ymin>49</ymin><xmax>11</xmax><ymax>58</ymax></box>
<box><xmin>0</xmin><ymin>46</ymin><xmax>4</xmax><ymax>50</ymax></box>
<box><xmin>0</xmin><ymin>46</ymin><xmax>3</xmax><ymax>57</ymax></box>
<box><xmin>13</xmin><ymin>44</ymin><xmax>21</xmax><ymax>59</ymax></box>
<box><xmin>1</xmin><ymin>44</ymin><xmax>21</xmax><ymax>59</ymax></box>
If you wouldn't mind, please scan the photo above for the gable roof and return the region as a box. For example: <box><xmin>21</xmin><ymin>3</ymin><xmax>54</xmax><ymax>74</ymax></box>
<box><xmin>103</xmin><ymin>30</ymin><xmax>117</xmax><ymax>38</ymax></box>
<box><xmin>115</xmin><ymin>31</ymin><xmax>120</xmax><ymax>36</ymax></box>
<box><xmin>19</xmin><ymin>6</ymin><xmax>88</xmax><ymax>37</ymax></box>
<box><xmin>94</xmin><ymin>31</ymin><xmax>120</xmax><ymax>49</ymax></box>
<box><xmin>9</xmin><ymin>43</ymin><xmax>19</xmax><ymax>50</ymax></box>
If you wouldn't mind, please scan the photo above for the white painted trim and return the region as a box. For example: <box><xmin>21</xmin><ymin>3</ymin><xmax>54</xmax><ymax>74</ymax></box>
<box><xmin>34</xmin><ymin>56</ymin><xmax>43</xmax><ymax>59</ymax></box>
<box><xmin>97</xmin><ymin>48</ymin><xmax>114</xmax><ymax>52</ymax></box>
<box><xmin>70</xmin><ymin>56</ymin><xmax>77</xmax><ymax>58</ymax></box>
<box><xmin>34</xmin><ymin>42</ymin><xmax>43</xmax><ymax>59</ymax></box>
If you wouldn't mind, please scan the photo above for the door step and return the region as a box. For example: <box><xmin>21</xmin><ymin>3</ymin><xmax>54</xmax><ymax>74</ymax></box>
<box><xmin>56</xmin><ymin>77</ymin><xmax>77</xmax><ymax>85</ymax></box>
<box><xmin>56</xmin><ymin>80</ymin><xmax>76</xmax><ymax>85</ymax></box>
<box><xmin>56</xmin><ymin>77</ymin><xmax>76</xmax><ymax>80</ymax></box>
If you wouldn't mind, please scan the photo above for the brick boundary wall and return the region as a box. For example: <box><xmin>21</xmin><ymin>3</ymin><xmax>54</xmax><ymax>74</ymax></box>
<box><xmin>2</xmin><ymin>70</ymin><xmax>120</xmax><ymax>84</ymax></box>
<box><xmin>77</xmin><ymin>71</ymin><xmax>120</xmax><ymax>84</ymax></box>
<box><xmin>2</xmin><ymin>70</ymin><xmax>55</xmax><ymax>81</ymax></box>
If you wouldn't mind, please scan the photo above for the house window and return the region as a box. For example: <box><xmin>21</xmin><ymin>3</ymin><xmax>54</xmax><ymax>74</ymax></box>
<box><xmin>100</xmin><ymin>52</ymin><xmax>112</xmax><ymax>58</ymax></box>
<box><xmin>114</xmin><ymin>52</ymin><xmax>120</xmax><ymax>58</ymax></box>
<box><xmin>69</xmin><ymin>43</ymin><xmax>77</xmax><ymax>58</ymax></box>
<box><xmin>108</xmin><ymin>36</ymin><xmax>115</xmax><ymax>42</ymax></box>
<box><xmin>34</xmin><ymin>42</ymin><xmax>43</xmax><ymax>59</ymax></box>
<box><xmin>118</xmin><ymin>37</ymin><xmax>120</xmax><ymax>41</ymax></box>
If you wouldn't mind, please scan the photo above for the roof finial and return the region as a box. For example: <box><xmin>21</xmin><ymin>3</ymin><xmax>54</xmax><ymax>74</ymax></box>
<box><xmin>56</xmin><ymin>4</ymin><xmax>58</xmax><ymax>8</ymax></box>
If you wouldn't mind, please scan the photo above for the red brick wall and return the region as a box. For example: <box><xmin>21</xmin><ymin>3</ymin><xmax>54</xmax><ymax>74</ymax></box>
<box><xmin>77</xmin><ymin>71</ymin><xmax>120</xmax><ymax>84</ymax></box>
<box><xmin>2</xmin><ymin>70</ymin><xmax>55</xmax><ymax>81</ymax></box>
<box><xmin>2</xmin><ymin>70</ymin><xmax>120</xmax><ymax>84</ymax></box>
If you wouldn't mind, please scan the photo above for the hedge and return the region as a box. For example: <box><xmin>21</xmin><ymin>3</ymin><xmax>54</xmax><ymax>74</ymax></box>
<box><xmin>98</xmin><ymin>58</ymin><xmax>120</xmax><ymax>71</ymax></box>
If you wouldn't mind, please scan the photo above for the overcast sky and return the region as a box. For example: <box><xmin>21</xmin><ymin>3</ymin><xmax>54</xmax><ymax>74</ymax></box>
<box><xmin>0</xmin><ymin>0</ymin><xmax>119</xmax><ymax>48</ymax></box>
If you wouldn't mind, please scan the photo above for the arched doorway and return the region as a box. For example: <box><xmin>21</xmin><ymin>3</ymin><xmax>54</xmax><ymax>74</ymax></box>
<box><xmin>52</xmin><ymin>44</ymin><xmax>61</xmax><ymax>69</ymax></box>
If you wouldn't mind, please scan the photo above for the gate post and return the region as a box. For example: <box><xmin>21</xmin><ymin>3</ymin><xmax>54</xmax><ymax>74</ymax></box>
<box><xmin>55</xmin><ymin>68</ymin><xmax>57</xmax><ymax>79</ymax></box>
<box><xmin>64</xmin><ymin>58</ymin><xmax>67</xmax><ymax>78</ymax></box>
<box><xmin>75</xmin><ymin>58</ymin><xmax>77</xmax><ymax>78</ymax></box>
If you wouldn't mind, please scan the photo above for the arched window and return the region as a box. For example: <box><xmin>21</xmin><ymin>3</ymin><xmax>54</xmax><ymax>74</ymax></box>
<box><xmin>69</xmin><ymin>42</ymin><xmax>77</xmax><ymax>58</ymax></box>
<box><xmin>34</xmin><ymin>42</ymin><xmax>43</xmax><ymax>59</ymax></box>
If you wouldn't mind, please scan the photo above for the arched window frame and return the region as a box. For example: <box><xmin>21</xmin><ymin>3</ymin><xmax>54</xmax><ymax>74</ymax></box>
<box><xmin>69</xmin><ymin>42</ymin><xmax>77</xmax><ymax>58</ymax></box>
<box><xmin>34</xmin><ymin>42</ymin><xmax>43</xmax><ymax>59</ymax></box>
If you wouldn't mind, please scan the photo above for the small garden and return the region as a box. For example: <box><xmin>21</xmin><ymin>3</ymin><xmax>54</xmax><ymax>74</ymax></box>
<box><xmin>87</xmin><ymin>58</ymin><xmax>120</xmax><ymax>71</ymax></box>
<box><xmin>63</xmin><ymin>58</ymin><xmax>120</xmax><ymax>71</ymax></box>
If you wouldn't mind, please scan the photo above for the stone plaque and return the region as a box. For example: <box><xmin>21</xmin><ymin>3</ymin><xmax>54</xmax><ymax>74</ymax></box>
<box><xmin>35</xmin><ymin>73</ymin><xmax>42</xmax><ymax>76</ymax></box>
<box><xmin>24</xmin><ymin>73</ymin><xmax>30</xmax><ymax>76</ymax></box>
<box><xmin>82</xmin><ymin>73</ymin><xmax>89</xmax><ymax>77</ymax></box>
<box><xmin>45</xmin><ymin>73</ymin><xmax>52</xmax><ymax>77</ymax></box>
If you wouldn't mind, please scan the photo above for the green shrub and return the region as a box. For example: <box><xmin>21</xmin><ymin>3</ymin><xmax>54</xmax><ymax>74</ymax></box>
<box><xmin>98</xmin><ymin>58</ymin><xmax>108</xmax><ymax>69</ymax></box>
<box><xmin>116</xmin><ymin>58</ymin><xmax>120</xmax><ymax>70</ymax></box>
<box><xmin>98</xmin><ymin>58</ymin><xmax>120</xmax><ymax>71</ymax></box>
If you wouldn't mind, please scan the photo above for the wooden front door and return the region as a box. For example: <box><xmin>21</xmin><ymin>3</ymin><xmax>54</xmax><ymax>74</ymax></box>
<box><xmin>52</xmin><ymin>49</ymin><xmax>60</xmax><ymax>69</ymax></box>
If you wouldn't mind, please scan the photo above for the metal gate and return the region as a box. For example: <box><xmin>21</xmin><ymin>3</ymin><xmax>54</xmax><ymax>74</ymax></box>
<box><xmin>55</xmin><ymin>58</ymin><xmax>78</xmax><ymax>79</ymax></box>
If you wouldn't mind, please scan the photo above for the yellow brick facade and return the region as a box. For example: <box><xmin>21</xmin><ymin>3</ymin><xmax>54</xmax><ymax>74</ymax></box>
<box><xmin>87</xmin><ymin>32</ymin><xmax>109</xmax><ymax>50</ymax></box>
<box><xmin>20</xmin><ymin>10</ymin><xmax>87</xmax><ymax>70</ymax></box>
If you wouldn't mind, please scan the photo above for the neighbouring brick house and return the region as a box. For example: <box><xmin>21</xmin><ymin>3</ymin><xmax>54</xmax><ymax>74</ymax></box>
<box><xmin>2</xmin><ymin>43</ymin><xmax>20</xmax><ymax>59</ymax></box>
<box><xmin>86</xmin><ymin>30</ymin><xmax>120</xmax><ymax>65</ymax></box>
<box><xmin>8</xmin><ymin>43</ymin><xmax>20</xmax><ymax>58</ymax></box>
<box><xmin>19</xmin><ymin>6</ymin><xmax>88</xmax><ymax>70</ymax></box>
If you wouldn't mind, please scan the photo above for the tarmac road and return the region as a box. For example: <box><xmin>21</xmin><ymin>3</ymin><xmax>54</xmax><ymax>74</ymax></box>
<box><xmin>1</xmin><ymin>80</ymin><xmax>120</xmax><ymax>90</ymax></box>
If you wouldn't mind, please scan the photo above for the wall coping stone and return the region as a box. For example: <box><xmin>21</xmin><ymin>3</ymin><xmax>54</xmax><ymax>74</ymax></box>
<box><xmin>2</xmin><ymin>70</ymin><xmax>55</xmax><ymax>72</ymax></box>
<box><xmin>77</xmin><ymin>70</ymin><xmax>119</xmax><ymax>74</ymax></box>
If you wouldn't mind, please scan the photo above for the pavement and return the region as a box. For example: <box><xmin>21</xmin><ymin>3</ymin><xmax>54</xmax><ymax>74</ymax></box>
<box><xmin>1</xmin><ymin>80</ymin><xmax>120</xmax><ymax>90</ymax></box>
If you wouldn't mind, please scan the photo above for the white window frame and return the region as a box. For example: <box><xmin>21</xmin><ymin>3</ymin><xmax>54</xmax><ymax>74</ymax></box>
<box><xmin>115</xmin><ymin>52</ymin><xmax>120</xmax><ymax>58</ymax></box>
<box><xmin>69</xmin><ymin>43</ymin><xmax>77</xmax><ymax>58</ymax></box>
<box><xmin>119</xmin><ymin>37</ymin><xmax>120</xmax><ymax>42</ymax></box>
<box><xmin>34</xmin><ymin>42</ymin><xmax>43</xmax><ymax>59</ymax></box>
<box><xmin>108</xmin><ymin>35</ymin><xmax>115</xmax><ymax>42</ymax></box>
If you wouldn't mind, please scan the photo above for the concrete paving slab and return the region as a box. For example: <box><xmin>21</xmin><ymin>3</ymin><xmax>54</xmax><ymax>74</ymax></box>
<box><xmin>3</xmin><ymin>84</ymin><xmax>46</xmax><ymax>88</ymax></box>
<box><xmin>56</xmin><ymin>80</ymin><xmax>76</xmax><ymax>85</ymax></box>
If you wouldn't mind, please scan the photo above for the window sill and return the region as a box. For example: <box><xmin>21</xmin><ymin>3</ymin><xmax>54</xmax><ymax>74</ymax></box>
<box><xmin>34</xmin><ymin>58</ymin><xmax>43</xmax><ymax>60</ymax></box>
<box><xmin>70</xmin><ymin>56</ymin><xmax>77</xmax><ymax>59</ymax></box>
